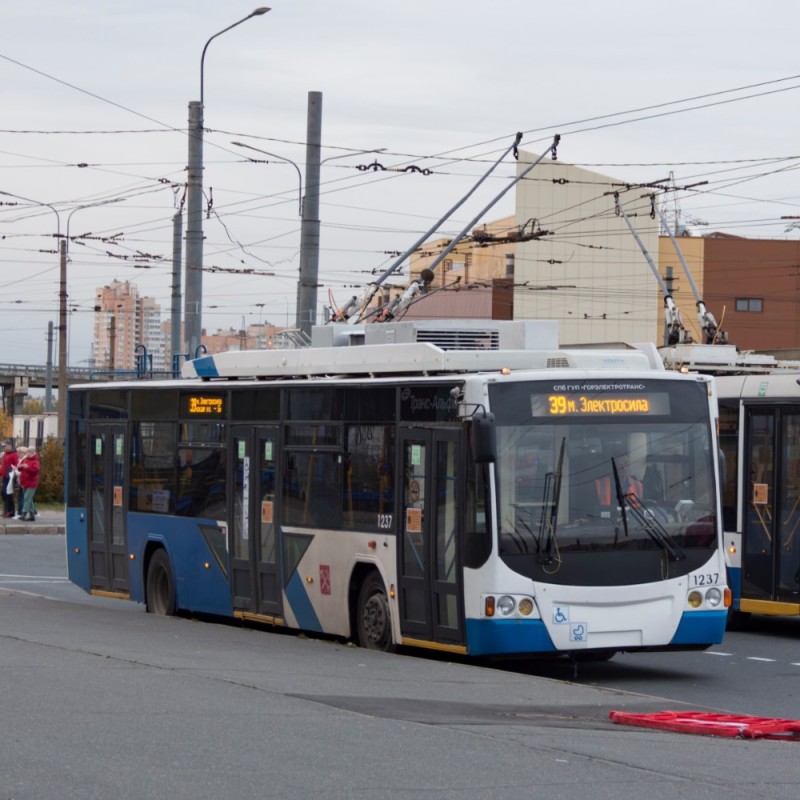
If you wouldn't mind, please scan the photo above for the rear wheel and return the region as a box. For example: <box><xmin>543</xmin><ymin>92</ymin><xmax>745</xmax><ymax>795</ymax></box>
<box><xmin>356</xmin><ymin>573</ymin><xmax>395</xmax><ymax>652</ymax></box>
<box><xmin>146</xmin><ymin>549</ymin><xmax>176</xmax><ymax>616</ymax></box>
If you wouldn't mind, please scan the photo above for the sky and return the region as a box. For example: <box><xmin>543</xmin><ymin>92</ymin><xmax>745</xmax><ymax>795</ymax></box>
<box><xmin>2</xmin><ymin>0</ymin><xmax>800</xmax><ymax>368</ymax></box>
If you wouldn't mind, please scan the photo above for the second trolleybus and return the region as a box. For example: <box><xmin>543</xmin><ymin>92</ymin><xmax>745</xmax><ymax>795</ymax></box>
<box><xmin>717</xmin><ymin>370</ymin><xmax>800</xmax><ymax>620</ymax></box>
<box><xmin>65</xmin><ymin>320</ymin><xmax>730</xmax><ymax>658</ymax></box>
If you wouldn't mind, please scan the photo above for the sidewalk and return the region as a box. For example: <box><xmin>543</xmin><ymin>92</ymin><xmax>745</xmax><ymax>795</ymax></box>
<box><xmin>0</xmin><ymin>508</ymin><xmax>65</xmax><ymax>535</ymax></box>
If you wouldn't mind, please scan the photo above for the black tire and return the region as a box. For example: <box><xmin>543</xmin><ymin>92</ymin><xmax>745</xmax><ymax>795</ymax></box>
<box><xmin>356</xmin><ymin>573</ymin><xmax>395</xmax><ymax>652</ymax></box>
<box><xmin>145</xmin><ymin>549</ymin><xmax>176</xmax><ymax>616</ymax></box>
<box><xmin>726</xmin><ymin>608</ymin><xmax>751</xmax><ymax>630</ymax></box>
<box><xmin>574</xmin><ymin>649</ymin><xmax>616</xmax><ymax>662</ymax></box>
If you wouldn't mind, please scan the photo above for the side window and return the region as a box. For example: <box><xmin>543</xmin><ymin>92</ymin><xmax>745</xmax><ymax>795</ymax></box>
<box><xmin>342</xmin><ymin>425</ymin><xmax>395</xmax><ymax>530</ymax></box>
<box><xmin>130</xmin><ymin>422</ymin><xmax>176</xmax><ymax>514</ymax></box>
<box><xmin>719</xmin><ymin>404</ymin><xmax>739</xmax><ymax>531</ymax></box>
<box><xmin>283</xmin><ymin>450</ymin><xmax>341</xmax><ymax>528</ymax></box>
<box><xmin>67</xmin><ymin>420</ymin><xmax>88</xmax><ymax>507</ymax></box>
<box><xmin>176</xmin><ymin>446</ymin><xmax>226</xmax><ymax>520</ymax></box>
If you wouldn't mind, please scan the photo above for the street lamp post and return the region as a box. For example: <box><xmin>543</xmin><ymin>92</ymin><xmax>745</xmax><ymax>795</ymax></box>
<box><xmin>57</xmin><ymin>198</ymin><xmax>125</xmax><ymax>441</ymax></box>
<box><xmin>230</xmin><ymin>137</ymin><xmax>385</xmax><ymax>335</ymax></box>
<box><xmin>0</xmin><ymin>191</ymin><xmax>124</xmax><ymax>440</ymax></box>
<box><xmin>0</xmin><ymin>190</ymin><xmax>62</xmax><ymax>425</ymax></box>
<box><xmin>184</xmin><ymin>7</ymin><xmax>270</xmax><ymax>361</ymax></box>
<box><xmin>231</xmin><ymin>140</ymin><xmax>303</xmax><ymax>216</ymax></box>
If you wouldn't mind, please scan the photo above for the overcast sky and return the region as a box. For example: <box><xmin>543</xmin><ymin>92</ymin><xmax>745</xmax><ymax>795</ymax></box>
<box><xmin>2</xmin><ymin>0</ymin><xmax>800</xmax><ymax>367</ymax></box>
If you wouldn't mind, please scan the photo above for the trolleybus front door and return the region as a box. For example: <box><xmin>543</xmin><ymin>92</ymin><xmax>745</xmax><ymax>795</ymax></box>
<box><xmin>398</xmin><ymin>428</ymin><xmax>464</xmax><ymax>646</ymax></box>
<box><xmin>743</xmin><ymin>407</ymin><xmax>800</xmax><ymax>606</ymax></box>
<box><xmin>87</xmin><ymin>424</ymin><xmax>129</xmax><ymax>595</ymax></box>
<box><xmin>230</xmin><ymin>426</ymin><xmax>282</xmax><ymax>618</ymax></box>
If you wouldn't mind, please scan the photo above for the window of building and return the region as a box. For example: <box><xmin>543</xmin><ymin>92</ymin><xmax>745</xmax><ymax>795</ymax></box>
<box><xmin>735</xmin><ymin>298</ymin><xmax>763</xmax><ymax>312</ymax></box>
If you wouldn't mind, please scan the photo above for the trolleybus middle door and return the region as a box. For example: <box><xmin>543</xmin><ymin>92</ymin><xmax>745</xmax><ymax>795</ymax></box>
<box><xmin>87</xmin><ymin>424</ymin><xmax>130</xmax><ymax>596</ymax></box>
<box><xmin>230</xmin><ymin>426</ymin><xmax>282</xmax><ymax>617</ymax></box>
<box><xmin>742</xmin><ymin>407</ymin><xmax>800</xmax><ymax>607</ymax></box>
<box><xmin>398</xmin><ymin>427</ymin><xmax>465</xmax><ymax>646</ymax></box>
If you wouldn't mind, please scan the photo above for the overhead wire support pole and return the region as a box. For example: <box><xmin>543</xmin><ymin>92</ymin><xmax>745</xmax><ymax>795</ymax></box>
<box><xmin>613</xmin><ymin>192</ymin><xmax>685</xmax><ymax>347</ymax></box>
<box><xmin>375</xmin><ymin>134</ymin><xmax>561</xmax><ymax>323</ymax></box>
<box><xmin>344</xmin><ymin>131</ymin><xmax>527</xmax><ymax>324</ymax></box>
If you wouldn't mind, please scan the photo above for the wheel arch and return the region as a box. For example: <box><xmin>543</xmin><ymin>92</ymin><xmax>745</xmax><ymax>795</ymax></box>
<box><xmin>143</xmin><ymin>537</ymin><xmax>179</xmax><ymax>613</ymax></box>
<box><xmin>348</xmin><ymin>559</ymin><xmax>394</xmax><ymax>644</ymax></box>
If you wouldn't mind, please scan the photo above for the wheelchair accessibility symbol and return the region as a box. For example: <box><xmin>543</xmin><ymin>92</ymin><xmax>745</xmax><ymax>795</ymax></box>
<box><xmin>553</xmin><ymin>606</ymin><xmax>569</xmax><ymax>624</ymax></box>
<box><xmin>570</xmin><ymin>623</ymin><xmax>588</xmax><ymax>643</ymax></box>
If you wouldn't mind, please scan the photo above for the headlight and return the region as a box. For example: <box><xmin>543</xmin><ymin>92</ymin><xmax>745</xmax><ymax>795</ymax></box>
<box><xmin>688</xmin><ymin>590</ymin><xmax>703</xmax><ymax>608</ymax></box>
<box><xmin>497</xmin><ymin>595</ymin><xmax>516</xmax><ymax>616</ymax></box>
<box><xmin>518</xmin><ymin>597</ymin><xmax>534</xmax><ymax>616</ymax></box>
<box><xmin>705</xmin><ymin>587</ymin><xmax>723</xmax><ymax>607</ymax></box>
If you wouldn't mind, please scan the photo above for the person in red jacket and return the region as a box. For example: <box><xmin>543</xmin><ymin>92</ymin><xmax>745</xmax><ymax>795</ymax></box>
<box><xmin>17</xmin><ymin>447</ymin><xmax>40</xmax><ymax>522</ymax></box>
<box><xmin>0</xmin><ymin>441</ymin><xmax>19</xmax><ymax>518</ymax></box>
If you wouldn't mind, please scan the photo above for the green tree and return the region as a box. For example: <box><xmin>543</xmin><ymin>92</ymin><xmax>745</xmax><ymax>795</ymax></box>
<box><xmin>36</xmin><ymin>438</ymin><xmax>64</xmax><ymax>504</ymax></box>
<box><xmin>0</xmin><ymin>409</ymin><xmax>12</xmax><ymax>440</ymax></box>
<box><xmin>22</xmin><ymin>397</ymin><xmax>45</xmax><ymax>414</ymax></box>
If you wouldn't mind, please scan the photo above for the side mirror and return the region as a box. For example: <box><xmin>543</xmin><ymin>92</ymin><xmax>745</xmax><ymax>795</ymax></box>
<box><xmin>472</xmin><ymin>411</ymin><xmax>496</xmax><ymax>464</ymax></box>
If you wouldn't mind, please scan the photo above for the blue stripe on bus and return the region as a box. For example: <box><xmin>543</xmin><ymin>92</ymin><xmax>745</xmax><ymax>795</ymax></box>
<box><xmin>670</xmin><ymin>610</ymin><xmax>727</xmax><ymax>645</ymax></box>
<box><xmin>465</xmin><ymin>618</ymin><xmax>556</xmax><ymax>656</ymax></box>
<box><xmin>285</xmin><ymin>571</ymin><xmax>323</xmax><ymax>633</ymax></box>
<box><xmin>66</xmin><ymin>506</ymin><xmax>90</xmax><ymax>592</ymax></box>
<box><xmin>192</xmin><ymin>356</ymin><xmax>220</xmax><ymax>377</ymax></box>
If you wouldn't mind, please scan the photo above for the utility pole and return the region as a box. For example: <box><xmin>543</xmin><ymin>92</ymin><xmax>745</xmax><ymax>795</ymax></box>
<box><xmin>171</xmin><ymin>210</ymin><xmax>183</xmax><ymax>373</ymax></box>
<box><xmin>184</xmin><ymin>100</ymin><xmax>204</xmax><ymax>360</ymax></box>
<box><xmin>57</xmin><ymin>238</ymin><xmax>67</xmax><ymax>442</ymax></box>
<box><xmin>296</xmin><ymin>90</ymin><xmax>322</xmax><ymax>337</ymax></box>
<box><xmin>45</xmin><ymin>321</ymin><xmax>54</xmax><ymax>412</ymax></box>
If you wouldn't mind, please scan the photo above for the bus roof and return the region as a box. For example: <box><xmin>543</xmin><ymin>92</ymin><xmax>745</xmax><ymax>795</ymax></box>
<box><xmin>182</xmin><ymin>320</ymin><xmax>658</xmax><ymax>380</ymax></box>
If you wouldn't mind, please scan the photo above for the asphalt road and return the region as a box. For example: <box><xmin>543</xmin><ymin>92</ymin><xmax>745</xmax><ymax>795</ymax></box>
<box><xmin>1</xmin><ymin>534</ymin><xmax>799</xmax><ymax>799</ymax></box>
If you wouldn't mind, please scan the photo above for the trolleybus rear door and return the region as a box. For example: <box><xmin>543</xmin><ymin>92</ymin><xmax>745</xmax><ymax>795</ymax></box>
<box><xmin>87</xmin><ymin>424</ymin><xmax>129</xmax><ymax>595</ymax></box>
<box><xmin>398</xmin><ymin>428</ymin><xmax>464</xmax><ymax>645</ymax></box>
<box><xmin>230</xmin><ymin>426</ymin><xmax>282</xmax><ymax>617</ymax></box>
<box><xmin>742</xmin><ymin>407</ymin><xmax>800</xmax><ymax>606</ymax></box>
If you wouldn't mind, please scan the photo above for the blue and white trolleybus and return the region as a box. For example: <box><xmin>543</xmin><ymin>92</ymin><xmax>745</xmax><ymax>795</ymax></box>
<box><xmin>66</xmin><ymin>320</ymin><xmax>729</xmax><ymax>657</ymax></box>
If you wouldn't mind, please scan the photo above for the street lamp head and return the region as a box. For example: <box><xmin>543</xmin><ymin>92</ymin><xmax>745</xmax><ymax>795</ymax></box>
<box><xmin>252</xmin><ymin>7</ymin><xmax>271</xmax><ymax>15</ymax></box>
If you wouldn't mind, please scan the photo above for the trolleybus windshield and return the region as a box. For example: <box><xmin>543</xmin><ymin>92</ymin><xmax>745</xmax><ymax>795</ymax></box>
<box><xmin>491</xmin><ymin>378</ymin><xmax>718</xmax><ymax>586</ymax></box>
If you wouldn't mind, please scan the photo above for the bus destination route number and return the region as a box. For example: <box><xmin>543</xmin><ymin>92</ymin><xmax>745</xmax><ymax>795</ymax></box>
<box><xmin>187</xmin><ymin>396</ymin><xmax>224</xmax><ymax>416</ymax></box>
<box><xmin>533</xmin><ymin>391</ymin><xmax>671</xmax><ymax>418</ymax></box>
<box><xmin>547</xmin><ymin>395</ymin><xmax>650</xmax><ymax>416</ymax></box>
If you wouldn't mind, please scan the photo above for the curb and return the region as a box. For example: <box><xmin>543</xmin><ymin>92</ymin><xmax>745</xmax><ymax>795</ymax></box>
<box><xmin>0</xmin><ymin>522</ymin><xmax>65</xmax><ymax>536</ymax></box>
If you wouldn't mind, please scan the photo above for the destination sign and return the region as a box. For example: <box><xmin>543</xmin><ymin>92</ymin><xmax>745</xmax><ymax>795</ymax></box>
<box><xmin>532</xmin><ymin>392</ymin><xmax>670</xmax><ymax>417</ymax></box>
<box><xmin>185</xmin><ymin>395</ymin><xmax>224</xmax><ymax>417</ymax></box>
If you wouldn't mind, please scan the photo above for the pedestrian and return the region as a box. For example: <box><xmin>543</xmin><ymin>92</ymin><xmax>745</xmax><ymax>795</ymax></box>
<box><xmin>16</xmin><ymin>446</ymin><xmax>39</xmax><ymax>522</ymax></box>
<box><xmin>0</xmin><ymin>441</ymin><xmax>19</xmax><ymax>518</ymax></box>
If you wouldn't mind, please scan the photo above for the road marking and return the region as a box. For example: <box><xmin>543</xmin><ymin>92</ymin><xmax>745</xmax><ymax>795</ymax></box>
<box><xmin>705</xmin><ymin>651</ymin><xmax>733</xmax><ymax>657</ymax></box>
<box><xmin>746</xmin><ymin>657</ymin><xmax>777</xmax><ymax>662</ymax></box>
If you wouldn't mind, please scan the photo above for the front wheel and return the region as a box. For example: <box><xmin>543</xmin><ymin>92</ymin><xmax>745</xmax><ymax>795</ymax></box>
<box><xmin>145</xmin><ymin>548</ymin><xmax>176</xmax><ymax>616</ymax></box>
<box><xmin>356</xmin><ymin>573</ymin><xmax>395</xmax><ymax>652</ymax></box>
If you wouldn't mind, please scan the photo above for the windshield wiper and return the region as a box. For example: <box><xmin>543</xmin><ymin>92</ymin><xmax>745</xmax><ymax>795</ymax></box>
<box><xmin>538</xmin><ymin>437</ymin><xmax>565</xmax><ymax>565</ymax></box>
<box><xmin>611</xmin><ymin>456</ymin><xmax>685</xmax><ymax>562</ymax></box>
